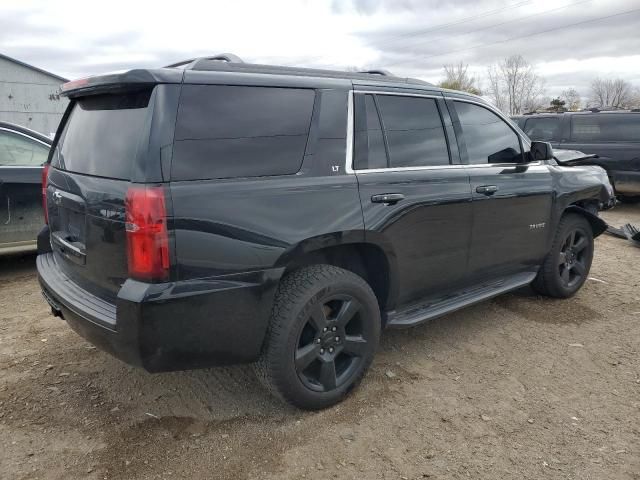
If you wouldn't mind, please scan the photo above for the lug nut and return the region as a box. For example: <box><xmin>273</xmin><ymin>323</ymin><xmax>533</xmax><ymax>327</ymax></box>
<box><xmin>323</xmin><ymin>327</ymin><xmax>328</xmax><ymax>332</ymax></box>
<box><xmin>320</xmin><ymin>348</ymin><xmax>325</xmax><ymax>354</ymax></box>
<box><xmin>335</xmin><ymin>336</ymin><xmax>340</xmax><ymax>342</ymax></box>
<box><xmin>331</xmin><ymin>326</ymin><xmax>337</xmax><ymax>332</ymax></box>
<box><xmin>316</xmin><ymin>338</ymin><xmax>321</xmax><ymax>344</ymax></box>
<box><xmin>329</xmin><ymin>347</ymin><xmax>334</xmax><ymax>353</ymax></box>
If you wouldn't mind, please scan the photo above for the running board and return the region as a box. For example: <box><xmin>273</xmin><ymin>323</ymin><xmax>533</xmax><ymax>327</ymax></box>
<box><xmin>385</xmin><ymin>271</ymin><xmax>537</xmax><ymax>328</ymax></box>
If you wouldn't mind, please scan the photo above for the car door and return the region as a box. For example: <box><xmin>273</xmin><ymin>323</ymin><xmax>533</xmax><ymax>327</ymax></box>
<box><xmin>0</xmin><ymin>127</ymin><xmax>49</xmax><ymax>251</ymax></box>
<box><xmin>448</xmin><ymin>99</ymin><xmax>554</xmax><ymax>281</ymax></box>
<box><xmin>352</xmin><ymin>90</ymin><xmax>473</xmax><ymax>307</ymax></box>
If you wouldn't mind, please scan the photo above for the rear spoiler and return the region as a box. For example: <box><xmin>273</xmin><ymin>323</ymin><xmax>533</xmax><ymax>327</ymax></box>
<box><xmin>553</xmin><ymin>149</ymin><xmax>598</xmax><ymax>166</ymax></box>
<box><xmin>60</xmin><ymin>69</ymin><xmax>183</xmax><ymax>98</ymax></box>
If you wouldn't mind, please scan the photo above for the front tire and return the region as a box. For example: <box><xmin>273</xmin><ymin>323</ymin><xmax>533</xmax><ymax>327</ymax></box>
<box><xmin>532</xmin><ymin>213</ymin><xmax>594</xmax><ymax>298</ymax></box>
<box><xmin>255</xmin><ymin>265</ymin><xmax>381</xmax><ymax>410</ymax></box>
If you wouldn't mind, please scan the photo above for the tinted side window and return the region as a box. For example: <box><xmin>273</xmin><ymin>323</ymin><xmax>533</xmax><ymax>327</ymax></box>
<box><xmin>455</xmin><ymin>102</ymin><xmax>522</xmax><ymax>164</ymax></box>
<box><xmin>571</xmin><ymin>114</ymin><xmax>640</xmax><ymax>142</ymax></box>
<box><xmin>524</xmin><ymin>117</ymin><xmax>561</xmax><ymax>141</ymax></box>
<box><xmin>0</xmin><ymin>130</ymin><xmax>49</xmax><ymax>166</ymax></box>
<box><xmin>173</xmin><ymin>85</ymin><xmax>315</xmax><ymax>180</ymax></box>
<box><xmin>354</xmin><ymin>94</ymin><xmax>387</xmax><ymax>170</ymax></box>
<box><xmin>377</xmin><ymin>95</ymin><xmax>450</xmax><ymax>168</ymax></box>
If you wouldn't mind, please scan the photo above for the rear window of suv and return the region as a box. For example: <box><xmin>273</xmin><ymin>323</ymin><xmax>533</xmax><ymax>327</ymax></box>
<box><xmin>571</xmin><ymin>114</ymin><xmax>640</xmax><ymax>142</ymax></box>
<box><xmin>172</xmin><ymin>85</ymin><xmax>315</xmax><ymax>181</ymax></box>
<box><xmin>52</xmin><ymin>90</ymin><xmax>152</xmax><ymax>180</ymax></box>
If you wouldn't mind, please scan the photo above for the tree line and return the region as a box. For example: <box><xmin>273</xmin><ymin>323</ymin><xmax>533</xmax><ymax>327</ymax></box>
<box><xmin>438</xmin><ymin>55</ymin><xmax>640</xmax><ymax>115</ymax></box>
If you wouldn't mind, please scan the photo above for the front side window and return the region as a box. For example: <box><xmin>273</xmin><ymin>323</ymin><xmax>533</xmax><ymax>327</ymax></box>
<box><xmin>0</xmin><ymin>130</ymin><xmax>49</xmax><ymax>166</ymax></box>
<box><xmin>524</xmin><ymin>117</ymin><xmax>561</xmax><ymax>141</ymax></box>
<box><xmin>173</xmin><ymin>85</ymin><xmax>315</xmax><ymax>181</ymax></box>
<box><xmin>455</xmin><ymin>101</ymin><xmax>523</xmax><ymax>164</ymax></box>
<box><xmin>571</xmin><ymin>114</ymin><xmax>640</xmax><ymax>142</ymax></box>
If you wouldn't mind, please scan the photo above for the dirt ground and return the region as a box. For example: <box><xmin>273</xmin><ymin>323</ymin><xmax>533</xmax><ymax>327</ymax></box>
<box><xmin>1</xmin><ymin>205</ymin><xmax>639</xmax><ymax>480</ymax></box>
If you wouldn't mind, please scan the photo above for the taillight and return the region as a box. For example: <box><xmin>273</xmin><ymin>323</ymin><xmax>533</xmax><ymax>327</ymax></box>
<box><xmin>125</xmin><ymin>186</ymin><xmax>170</xmax><ymax>282</ymax></box>
<box><xmin>41</xmin><ymin>163</ymin><xmax>50</xmax><ymax>224</ymax></box>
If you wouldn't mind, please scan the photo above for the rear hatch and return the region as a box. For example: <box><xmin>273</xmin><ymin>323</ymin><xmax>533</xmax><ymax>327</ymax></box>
<box><xmin>46</xmin><ymin>80</ymin><xmax>174</xmax><ymax>303</ymax></box>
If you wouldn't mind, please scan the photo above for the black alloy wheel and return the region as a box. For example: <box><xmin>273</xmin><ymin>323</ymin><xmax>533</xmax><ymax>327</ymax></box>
<box><xmin>558</xmin><ymin>228</ymin><xmax>589</xmax><ymax>289</ymax></box>
<box><xmin>295</xmin><ymin>294</ymin><xmax>371</xmax><ymax>393</ymax></box>
<box><xmin>255</xmin><ymin>265</ymin><xmax>380</xmax><ymax>410</ymax></box>
<box><xmin>532</xmin><ymin>213</ymin><xmax>594</xmax><ymax>298</ymax></box>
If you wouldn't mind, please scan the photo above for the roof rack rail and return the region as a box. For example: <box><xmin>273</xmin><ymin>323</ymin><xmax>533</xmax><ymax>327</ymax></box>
<box><xmin>358</xmin><ymin>69</ymin><xmax>394</xmax><ymax>76</ymax></box>
<box><xmin>165</xmin><ymin>53</ymin><xmax>244</xmax><ymax>69</ymax></box>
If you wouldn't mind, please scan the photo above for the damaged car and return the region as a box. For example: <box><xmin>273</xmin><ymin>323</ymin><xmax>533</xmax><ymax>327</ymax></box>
<box><xmin>0</xmin><ymin>122</ymin><xmax>51</xmax><ymax>255</ymax></box>
<box><xmin>38</xmin><ymin>57</ymin><xmax>615</xmax><ymax>409</ymax></box>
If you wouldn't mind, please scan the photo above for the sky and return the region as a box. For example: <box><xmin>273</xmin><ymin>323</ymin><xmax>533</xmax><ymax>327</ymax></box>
<box><xmin>2</xmin><ymin>0</ymin><xmax>640</xmax><ymax>102</ymax></box>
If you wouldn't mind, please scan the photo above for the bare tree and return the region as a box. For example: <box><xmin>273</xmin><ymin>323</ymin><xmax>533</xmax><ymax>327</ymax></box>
<box><xmin>438</xmin><ymin>62</ymin><xmax>481</xmax><ymax>95</ymax></box>
<box><xmin>485</xmin><ymin>55</ymin><xmax>545</xmax><ymax>115</ymax></box>
<box><xmin>589</xmin><ymin>78</ymin><xmax>634</xmax><ymax>108</ymax></box>
<box><xmin>560</xmin><ymin>88</ymin><xmax>582</xmax><ymax>111</ymax></box>
<box><xmin>632</xmin><ymin>87</ymin><xmax>640</xmax><ymax>108</ymax></box>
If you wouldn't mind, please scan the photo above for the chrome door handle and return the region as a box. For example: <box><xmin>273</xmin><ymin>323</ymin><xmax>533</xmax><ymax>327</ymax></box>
<box><xmin>476</xmin><ymin>185</ymin><xmax>498</xmax><ymax>195</ymax></box>
<box><xmin>371</xmin><ymin>193</ymin><xmax>405</xmax><ymax>205</ymax></box>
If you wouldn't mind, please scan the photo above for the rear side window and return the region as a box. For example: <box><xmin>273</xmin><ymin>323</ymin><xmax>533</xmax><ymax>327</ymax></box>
<box><xmin>354</xmin><ymin>93</ymin><xmax>450</xmax><ymax>169</ymax></box>
<box><xmin>524</xmin><ymin>117</ymin><xmax>561</xmax><ymax>141</ymax></box>
<box><xmin>571</xmin><ymin>114</ymin><xmax>640</xmax><ymax>142</ymax></box>
<box><xmin>377</xmin><ymin>95</ymin><xmax>450</xmax><ymax>168</ymax></box>
<box><xmin>455</xmin><ymin>101</ymin><xmax>522</xmax><ymax>164</ymax></box>
<box><xmin>354</xmin><ymin>94</ymin><xmax>387</xmax><ymax>169</ymax></box>
<box><xmin>0</xmin><ymin>130</ymin><xmax>49</xmax><ymax>166</ymax></box>
<box><xmin>53</xmin><ymin>90</ymin><xmax>151</xmax><ymax>179</ymax></box>
<box><xmin>172</xmin><ymin>85</ymin><xmax>315</xmax><ymax>180</ymax></box>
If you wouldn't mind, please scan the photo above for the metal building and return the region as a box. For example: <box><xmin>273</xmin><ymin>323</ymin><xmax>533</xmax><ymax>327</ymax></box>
<box><xmin>0</xmin><ymin>53</ymin><xmax>69</xmax><ymax>136</ymax></box>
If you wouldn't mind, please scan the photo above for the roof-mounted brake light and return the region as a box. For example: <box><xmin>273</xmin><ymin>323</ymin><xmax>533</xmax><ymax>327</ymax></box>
<box><xmin>61</xmin><ymin>77</ymin><xmax>90</xmax><ymax>92</ymax></box>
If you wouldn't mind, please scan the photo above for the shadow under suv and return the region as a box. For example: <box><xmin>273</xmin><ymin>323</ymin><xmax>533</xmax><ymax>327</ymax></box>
<box><xmin>38</xmin><ymin>55</ymin><xmax>614</xmax><ymax>409</ymax></box>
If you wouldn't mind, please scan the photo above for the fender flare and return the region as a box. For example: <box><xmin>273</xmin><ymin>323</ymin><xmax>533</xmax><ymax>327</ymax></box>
<box><xmin>565</xmin><ymin>205</ymin><xmax>607</xmax><ymax>238</ymax></box>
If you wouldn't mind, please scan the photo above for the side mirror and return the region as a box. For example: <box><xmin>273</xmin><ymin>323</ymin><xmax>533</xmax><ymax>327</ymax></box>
<box><xmin>530</xmin><ymin>141</ymin><xmax>554</xmax><ymax>161</ymax></box>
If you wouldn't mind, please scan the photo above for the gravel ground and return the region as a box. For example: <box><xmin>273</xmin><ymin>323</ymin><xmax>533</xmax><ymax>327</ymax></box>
<box><xmin>0</xmin><ymin>204</ymin><xmax>639</xmax><ymax>480</ymax></box>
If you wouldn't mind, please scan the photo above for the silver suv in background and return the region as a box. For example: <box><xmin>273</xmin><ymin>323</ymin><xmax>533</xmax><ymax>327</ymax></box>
<box><xmin>0</xmin><ymin>122</ymin><xmax>51</xmax><ymax>255</ymax></box>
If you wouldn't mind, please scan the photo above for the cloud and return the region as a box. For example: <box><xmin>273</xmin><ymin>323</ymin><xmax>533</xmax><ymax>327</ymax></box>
<box><xmin>1</xmin><ymin>0</ymin><xmax>639</xmax><ymax>99</ymax></box>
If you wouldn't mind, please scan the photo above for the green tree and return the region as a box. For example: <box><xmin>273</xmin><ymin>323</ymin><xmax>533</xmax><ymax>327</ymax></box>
<box><xmin>549</xmin><ymin>97</ymin><xmax>566</xmax><ymax>112</ymax></box>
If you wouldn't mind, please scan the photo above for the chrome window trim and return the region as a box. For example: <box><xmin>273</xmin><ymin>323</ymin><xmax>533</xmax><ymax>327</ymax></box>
<box><xmin>0</xmin><ymin>165</ymin><xmax>44</xmax><ymax>169</ymax></box>
<box><xmin>0</xmin><ymin>127</ymin><xmax>51</xmax><ymax>149</ymax></box>
<box><xmin>344</xmin><ymin>90</ymin><xmax>539</xmax><ymax>175</ymax></box>
<box><xmin>443</xmin><ymin>95</ymin><xmax>532</xmax><ymax>148</ymax></box>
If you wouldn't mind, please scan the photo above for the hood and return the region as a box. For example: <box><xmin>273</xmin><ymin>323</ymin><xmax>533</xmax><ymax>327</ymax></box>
<box><xmin>553</xmin><ymin>149</ymin><xmax>598</xmax><ymax>165</ymax></box>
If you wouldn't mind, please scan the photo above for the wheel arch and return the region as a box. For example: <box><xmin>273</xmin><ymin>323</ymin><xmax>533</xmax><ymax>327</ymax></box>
<box><xmin>564</xmin><ymin>205</ymin><xmax>607</xmax><ymax>238</ymax></box>
<box><xmin>274</xmin><ymin>233</ymin><xmax>399</xmax><ymax>317</ymax></box>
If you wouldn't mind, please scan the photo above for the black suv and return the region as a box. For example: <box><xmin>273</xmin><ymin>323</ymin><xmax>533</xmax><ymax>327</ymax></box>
<box><xmin>513</xmin><ymin>110</ymin><xmax>640</xmax><ymax>201</ymax></box>
<box><xmin>38</xmin><ymin>55</ymin><xmax>613</xmax><ymax>409</ymax></box>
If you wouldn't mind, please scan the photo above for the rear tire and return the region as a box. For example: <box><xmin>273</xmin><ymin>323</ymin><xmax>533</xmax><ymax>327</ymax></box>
<box><xmin>532</xmin><ymin>213</ymin><xmax>594</xmax><ymax>298</ymax></box>
<box><xmin>255</xmin><ymin>265</ymin><xmax>380</xmax><ymax>410</ymax></box>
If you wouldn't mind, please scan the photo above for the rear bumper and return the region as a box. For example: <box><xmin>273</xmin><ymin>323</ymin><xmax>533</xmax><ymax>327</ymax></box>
<box><xmin>611</xmin><ymin>170</ymin><xmax>640</xmax><ymax>195</ymax></box>
<box><xmin>37</xmin><ymin>253</ymin><xmax>282</xmax><ymax>372</ymax></box>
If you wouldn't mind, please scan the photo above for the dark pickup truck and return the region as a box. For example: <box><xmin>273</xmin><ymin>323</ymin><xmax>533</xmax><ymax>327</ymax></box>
<box><xmin>513</xmin><ymin>111</ymin><xmax>640</xmax><ymax>201</ymax></box>
<box><xmin>38</xmin><ymin>55</ymin><xmax>614</xmax><ymax>409</ymax></box>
